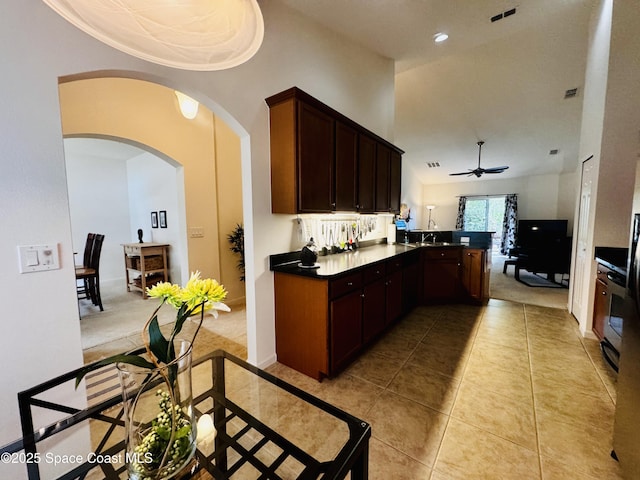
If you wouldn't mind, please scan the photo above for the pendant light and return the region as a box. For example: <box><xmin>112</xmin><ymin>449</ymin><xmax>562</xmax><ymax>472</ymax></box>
<box><xmin>42</xmin><ymin>0</ymin><xmax>264</xmax><ymax>71</ymax></box>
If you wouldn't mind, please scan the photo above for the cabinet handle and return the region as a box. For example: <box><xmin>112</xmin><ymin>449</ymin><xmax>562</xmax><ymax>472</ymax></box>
<box><xmin>361</xmin><ymin>293</ymin><xmax>365</xmax><ymax>298</ymax></box>
<box><xmin>467</xmin><ymin>253</ymin><xmax>471</xmax><ymax>256</ymax></box>
<box><xmin>347</xmin><ymin>282</ymin><xmax>353</xmax><ymax>286</ymax></box>
<box><xmin>376</xmin><ymin>270</ymin><xmax>380</xmax><ymax>275</ymax></box>
<box><xmin>602</xmin><ymin>291</ymin><xmax>607</xmax><ymax>295</ymax></box>
<box><xmin>441</xmin><ymin>253</ymin><xmax>445</xmax><ymax>256</ymax></box>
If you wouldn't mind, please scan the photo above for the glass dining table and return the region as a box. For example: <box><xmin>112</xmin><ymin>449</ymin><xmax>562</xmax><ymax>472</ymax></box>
<box><xmin>1</xmin><ymin>350</ymin><xmax>371</xmax><ymax>480</ymax></box>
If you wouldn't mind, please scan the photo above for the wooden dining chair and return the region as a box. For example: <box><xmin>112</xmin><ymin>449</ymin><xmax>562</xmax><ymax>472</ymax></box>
<box><xmin>79</xmin><ymin>233</ymin><xmax>96</xmax><ymax>269</ymax></box>
<box><xmin>76</xmin><ymin>234</ymin><xmax>105</xmax><ymax>311</ymax></box>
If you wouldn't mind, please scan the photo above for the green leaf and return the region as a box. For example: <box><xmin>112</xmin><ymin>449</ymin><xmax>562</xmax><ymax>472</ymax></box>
<box><xmin>74</xmin><ymin>354</ymin><xmax>156</xmax><ymax>388</ymax></box>
<box><xmin>149</xmin><ymin>316</ymin><xmax>170</xmax><ymax>364</ymax></box>
<box><xmin>171</xmin><ymin>304</ymin><xmax>191</xmax><ymax>338</ymax></box>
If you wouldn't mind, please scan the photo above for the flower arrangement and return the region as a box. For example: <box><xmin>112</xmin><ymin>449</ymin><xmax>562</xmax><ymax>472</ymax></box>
<box><xmin>75</xmin><ymin>271</ymin><xmax>230</xmax><ymax>479</ymax></box>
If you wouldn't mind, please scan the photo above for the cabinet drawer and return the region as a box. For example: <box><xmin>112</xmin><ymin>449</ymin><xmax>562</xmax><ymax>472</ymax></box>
<box><xmin>423</xmin><ymin>247</ymin><xmax>462</xmax><ymax>261</ymax></box>
<box><xmin>330</xmin><ymin>272</ymin><xmax>362</xmax><ymax>299</ymax></box>
<box><xmin>124</xmin><ymin>244</ymin><xmax>142</xmax><ymax>256</ymax></box>
<box><xmin>363</xmin><ymin>263</ymin><xmax>386</xmax><ymax>284</ymax></box>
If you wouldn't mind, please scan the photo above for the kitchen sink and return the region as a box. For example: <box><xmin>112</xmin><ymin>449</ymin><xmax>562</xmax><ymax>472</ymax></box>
<box><xmin>400</xmin><ymin>242</ymin><xmax>455</xmax><ymax>248</ymax></box>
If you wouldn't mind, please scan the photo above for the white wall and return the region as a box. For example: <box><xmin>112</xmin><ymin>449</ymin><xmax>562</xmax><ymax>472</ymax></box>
<box><xmin>421</xmin><ymin>173</ymin><xmax>576</xmax><ymax>233</ymax></box>
<box><xmin>0</xmin><ymin>0</ymin><xmax>394</xmax><ymax>456</ymax></box>
<box><xmin>65</xmin><ymin>149</ymin><xmax>131</xmax><ymax>282</ymax></box>
<box><xmin>127</xmin><ymin>152</ymin><xmax>184</xmax><ymax>284</ymax></box>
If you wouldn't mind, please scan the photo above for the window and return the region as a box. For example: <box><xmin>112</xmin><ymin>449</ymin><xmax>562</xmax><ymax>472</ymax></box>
<box><xmin>463</xmin><ymin>196</ymin><xmax>506</xmax><ymax>252</ymax></box>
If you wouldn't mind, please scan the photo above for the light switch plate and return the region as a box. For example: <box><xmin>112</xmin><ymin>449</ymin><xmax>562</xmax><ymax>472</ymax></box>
<box><xmin>18</xmin><ymin>244</ymin><xmax>60</xmax><ymax>273</ymax></box>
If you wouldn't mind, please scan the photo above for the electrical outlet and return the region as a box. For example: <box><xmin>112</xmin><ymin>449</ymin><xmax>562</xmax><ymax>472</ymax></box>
<box><xmin>18</xmin><ymin>244</ymin><xmax>60</xmax><ymax>273</ymax></box>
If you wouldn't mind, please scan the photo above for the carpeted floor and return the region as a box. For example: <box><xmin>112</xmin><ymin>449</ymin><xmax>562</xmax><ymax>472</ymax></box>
<box><xmin>489</xmin><ymin>255</ymin><xmax>569</xmax><ymax>310</ymax></box>
<box><xmin>79</xmin><ymin>279</ymin><xmax>247</xmax><ymax>351</ymax></box>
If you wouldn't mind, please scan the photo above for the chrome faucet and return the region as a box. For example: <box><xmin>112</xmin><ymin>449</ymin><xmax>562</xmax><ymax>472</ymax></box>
<box><xmin>423</xmin><ymin>232</ymin><xmax>437</xmax><ymax>244</ymax></box>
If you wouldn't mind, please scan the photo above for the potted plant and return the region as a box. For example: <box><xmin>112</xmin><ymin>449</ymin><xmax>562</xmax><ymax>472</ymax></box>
<box><xmin>227</xmin><ymin>223</ymin><xmax>245</xmax><ymax>282</ymax></box>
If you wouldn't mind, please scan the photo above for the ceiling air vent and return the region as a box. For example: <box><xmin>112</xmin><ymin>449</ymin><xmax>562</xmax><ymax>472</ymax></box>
<box><xmin>491</xmin><ymin>7</ymin><xmax>517</xmax><ymax>22</ymax></box>
<box><xmin>549</xmin><ymin>149</ymin><xmax>559</xmax><ymax>155</ymax></box>
<box><xmin>426</xmin><ymin>162</ymin><xmax>440</xmax><ymax>168</ymax></box>
<box><xmin>564</xmin><ymin>88</ymin><xmax>578</xmax><ymax>98</ymax></box>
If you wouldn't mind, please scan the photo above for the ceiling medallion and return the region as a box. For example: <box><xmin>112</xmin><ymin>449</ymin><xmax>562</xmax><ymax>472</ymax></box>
<box><xmin>42</xmin><ymin>0</ymin><xmax>264</xmax><ymax>71</ymax></box>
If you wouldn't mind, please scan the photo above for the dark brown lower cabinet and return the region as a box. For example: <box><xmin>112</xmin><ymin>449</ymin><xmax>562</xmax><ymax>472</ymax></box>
<box><xmin>330</xmin><ymin>289</ymin><xmax>363</xmax><ymax>373</ymax></box>
<box><xmin>385</xmin><ymin>269</ymin><xmax>403</xmax><ymax>325</ymax></box>
<box><xmin>592</xmin><ymin>264</ymin><xmax>611</xmax><ymax>340</ymax></box>
<box><xmin>422</xmin><ymin>247</ymin><xmax>462</xmax><ymax>303</ymax></box>
<box><xmin>362</xmin><ymin>279</ymin><xmax>386</xmax><ymax>344</ymax></box>
<box><xmin>274</xmin><ymin>246</ymin><xmax>489</xmax><ymax>380</ymax></box>
<box><xmin>461</xmin><ymin>248</ymin><xmax>489</xmax><ymax>303</ymax></box>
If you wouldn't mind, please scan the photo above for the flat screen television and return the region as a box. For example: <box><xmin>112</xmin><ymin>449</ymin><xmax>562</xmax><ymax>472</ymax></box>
<box><xmin>516</xmin><ymin>219</ymin><xmax>568</xmax><ymax>248</ymax></box>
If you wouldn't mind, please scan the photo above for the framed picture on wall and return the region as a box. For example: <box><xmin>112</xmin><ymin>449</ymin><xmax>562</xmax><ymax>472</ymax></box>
<box><xmin>151</xmin><ymin>211</ymin><xmax>158</xmax><ymax>229</ymax></box>
<box><xmin>159</xmin><ymin>210</ymin><xmax>167</xmax><ymax>228</ymax></box>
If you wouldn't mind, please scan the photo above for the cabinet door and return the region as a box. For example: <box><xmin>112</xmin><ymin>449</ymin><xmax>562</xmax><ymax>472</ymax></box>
<box><xmin>461</xmin><ymin>249</ymin><xmax>485</xmax><ymax>302</ymax></box>
<box><xmin>375</xmin><ymin>143</ymin><xmax>391</xmax><ymax>212</ymax></box>
<box><xmin>357</xmin><ymin>134</ymin><xmax>376</xmax><ymax>212</ymax></box>
<box><xmin>386</xmin><ymin>270</ymin><xmax>403</xmax><ymax>325</ymax></box>
<box><xmin>389</xmin><ymin>150</ymin><xmax>402</xmax><ymax>214</ymax></box>
<box><xmin>593</xmin><ymin>278</ymin><xmax>608</xmax><ymax>340</ymax></box>
<box><xmin>335</xmin><ymin>122</ymin><xmax>358</xmax><ymax>211</ymax></box>
<box><xmin>330</xmin><ymin>290</ymin><xmax>363</xmax><ymax>372</ymax></box>
<box><xmin>402</xmin><ymin>261</ymin><xmax>419</xmax><ymax>313</ymax></box>
<box><xmin>298</xmin><ymin>102</ymin><xmax>335</xmax><ymax>212</ymax></box>
<box><xmin>422</xmin><ymin>248</ymin><xmax>461</xmax><ymax>303</ymax></box>
<box><xmin>363</xmin><ymin>279</ymin><xmax>386</xmax><ymax>344</ymax></box>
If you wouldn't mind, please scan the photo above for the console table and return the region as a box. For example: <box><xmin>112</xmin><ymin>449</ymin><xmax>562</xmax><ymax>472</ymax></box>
<box><xmin>122</xmin><ymin>242</ymin><xmax>169</xmax><ymax>298</ymax></box>
<box><xmin>1</xmin><ymin>350</ymin><xmax>370</xmax><ymax>480</ymax></box>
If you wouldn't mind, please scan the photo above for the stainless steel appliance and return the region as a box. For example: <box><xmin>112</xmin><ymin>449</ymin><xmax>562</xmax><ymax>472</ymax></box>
<box><xmin>613</xmin><ymin>213</ymin><xmax>640</xmax><ymax>477</ymax></box>
<box><xmin>600</xmin><ymin>270</ymin><xmax>626</xmax><ymax>372</ymax></box>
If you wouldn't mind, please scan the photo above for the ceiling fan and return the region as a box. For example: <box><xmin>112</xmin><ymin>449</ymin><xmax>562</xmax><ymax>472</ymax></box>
<box><xmin>449</xmin><ymin>141</ymin><xmax>509</xmax><ymax>178</ymax></box>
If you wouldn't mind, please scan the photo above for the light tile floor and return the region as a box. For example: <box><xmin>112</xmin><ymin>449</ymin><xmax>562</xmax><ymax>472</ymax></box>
<box><xmin>266</xmin><ymin>300</ymin><xmax>623</xmax><ymax>480</ymax></box>
<box><xmin>85</xmin><ymin>300</ymin><xmax>624</xmax><ymax>479</ymax></box>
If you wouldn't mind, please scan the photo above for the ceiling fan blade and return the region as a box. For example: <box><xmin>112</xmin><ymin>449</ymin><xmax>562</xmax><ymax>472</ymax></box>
<box><xmin>448</xmin><ymin>142</ymin><xmax>510</xmax><ymax>177</ymax></box>
<box><xmin>482</xmin><ymin>166</ymin><xmax>509</xmax><ymax>173</ymax></box>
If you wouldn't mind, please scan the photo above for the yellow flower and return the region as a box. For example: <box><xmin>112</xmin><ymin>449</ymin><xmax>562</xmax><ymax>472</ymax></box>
<box><xmin>146</xmin><ymin>271</ymin><xmax>229</xmax><ymax>316</ymax></box>
<box><xmin>146</xmin><ymin>282</ymin><xmax>183</xmax><ymax>308</ymax></box>
<box><xmin>181</xmin><ymin>271</ymin><xmax>228</xmax><ymax>308</ymax></box>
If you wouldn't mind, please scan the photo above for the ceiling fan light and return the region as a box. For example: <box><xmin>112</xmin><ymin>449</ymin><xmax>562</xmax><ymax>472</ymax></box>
<box><xmin>41</xmin><ymin>0</ymin><xmax>264</xmax><ymax>71</ymax></box>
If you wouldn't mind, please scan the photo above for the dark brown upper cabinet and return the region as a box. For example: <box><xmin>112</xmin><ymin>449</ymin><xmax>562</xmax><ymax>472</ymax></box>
<box><xmin>357</xmin><ymin>134</ymin><xmax>376</xmax><ymax>213</ymax></box>
<box><xmin>266</xmin><ymin>87</ymin><xmax>403</xmax><ymax>214</ymax></box>
<box><xmin>335</xmin><ymin>121</ymin><xmax>358</xmax><ymax>211</ymax></box>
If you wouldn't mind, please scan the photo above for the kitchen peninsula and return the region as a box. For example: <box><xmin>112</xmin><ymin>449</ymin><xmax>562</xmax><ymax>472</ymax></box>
<box><xmin>270</xmin><ymin>240</ymin><xmax>491</xmax><ymax>380</ymax></box>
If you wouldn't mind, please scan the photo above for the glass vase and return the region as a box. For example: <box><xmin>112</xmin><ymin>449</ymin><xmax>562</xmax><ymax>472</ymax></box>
<box><xmin>117</xmin><ymin>340</ymin><xmax>196</xmax><ymax>480</ymax></box>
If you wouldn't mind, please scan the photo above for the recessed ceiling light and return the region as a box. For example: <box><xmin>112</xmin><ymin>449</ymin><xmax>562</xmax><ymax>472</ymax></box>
<box><xmin>434</xmin><ymin>33</ymin><xmax>449</xmax><ymax>43</ymax></box>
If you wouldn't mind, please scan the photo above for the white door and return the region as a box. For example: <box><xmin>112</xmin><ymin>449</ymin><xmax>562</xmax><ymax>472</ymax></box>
<box><xmin>571</xmin><ymin>156</ymin><xmax>594</xmax><ymax>318</ymax></box>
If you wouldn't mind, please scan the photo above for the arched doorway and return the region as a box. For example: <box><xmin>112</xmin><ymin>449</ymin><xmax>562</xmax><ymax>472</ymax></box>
<box><xmin>59</xmin><ymin>74</ymin><xmax>247</xmax><ymax>354</ymax></box>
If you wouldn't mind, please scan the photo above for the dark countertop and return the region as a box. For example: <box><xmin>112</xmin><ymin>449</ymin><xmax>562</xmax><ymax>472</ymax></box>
<box><xmin>595</xmin><ymin>246</ymin><xmax>628</xmax><ymax>277</ymax></box>
<box><xmin>270</xmin><ymin>242</ymin><xmax>467</xmax><ymax>279</ymax></box>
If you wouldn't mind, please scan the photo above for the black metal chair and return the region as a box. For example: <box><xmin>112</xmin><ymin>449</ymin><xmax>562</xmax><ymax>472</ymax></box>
<box><xmin>76</xmin><ymin>234</ymin><xmax>105</xmax><ymax>311</ymax></box>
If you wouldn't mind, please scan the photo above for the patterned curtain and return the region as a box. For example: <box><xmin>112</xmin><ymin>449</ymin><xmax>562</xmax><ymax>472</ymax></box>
<box><xmin>455</xmin><ymin>196</ymin><xmax>467</xmax><ymax>230</ymax></box>
<box><xmin>500</xmin><ymin>194</ymin><xmax>518</xmax><ymax>255</ymax></box>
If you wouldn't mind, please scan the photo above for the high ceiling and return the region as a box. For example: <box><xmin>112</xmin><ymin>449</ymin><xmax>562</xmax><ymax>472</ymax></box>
<box><xmin>278</xmin><ymin>0</ymin><xmax>595</xmax><ymax>184</ymax></box>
